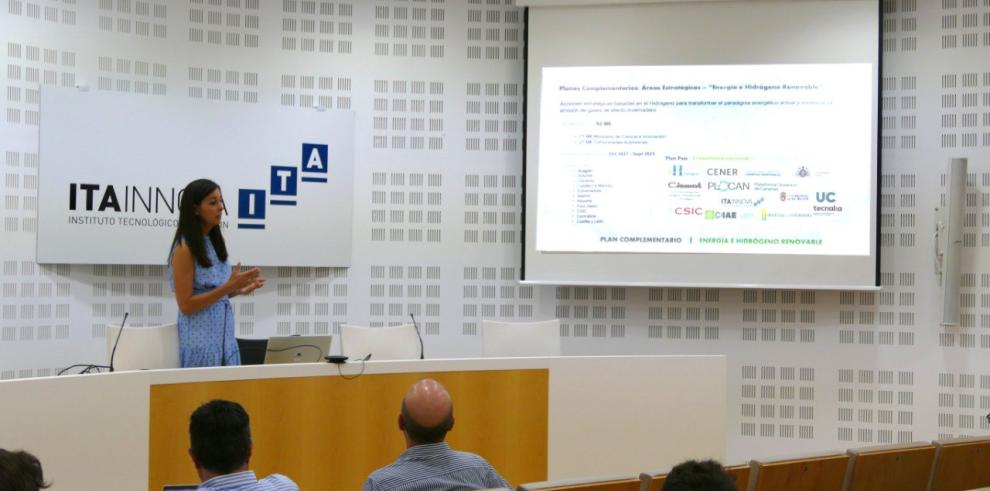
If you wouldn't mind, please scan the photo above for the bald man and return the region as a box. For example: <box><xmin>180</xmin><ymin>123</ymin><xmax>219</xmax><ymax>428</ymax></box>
<box><xmin>361</xmin><ymin>378</ymin><xmax>511</xmax><ymax>491</ymax></box>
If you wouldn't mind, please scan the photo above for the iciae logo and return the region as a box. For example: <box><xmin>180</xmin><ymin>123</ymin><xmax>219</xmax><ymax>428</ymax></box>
<box><xmin>238</xmin><ymin>143</ymin><xmax>329</xmax><ymax>230</ymax></box>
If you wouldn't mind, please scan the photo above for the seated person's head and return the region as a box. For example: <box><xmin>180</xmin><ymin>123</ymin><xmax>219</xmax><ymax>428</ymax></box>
<box><xmin>188</xmin><ymin>400</ymin><xmax>252</xmax><ymax>477</ymax></box>
<box><xmin>0</xmin><ymin>449</ymin><xmax>50</xmax><ymax>491</ymax></box>
<box><xmin>661</xmin><ymin>459</ymin><xmax>737</xmax><ymax>491</ymax></box>
<box><xmin>399</xmin><ymin>378</ymin><xmax>454</xmax><ymax>445</ymax></box>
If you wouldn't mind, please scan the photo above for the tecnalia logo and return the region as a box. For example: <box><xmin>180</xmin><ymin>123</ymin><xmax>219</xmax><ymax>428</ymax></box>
<box><xmin>238</xmin><ymin>142</ymin><xmax>329</xmax><ymax>230</ymax></box>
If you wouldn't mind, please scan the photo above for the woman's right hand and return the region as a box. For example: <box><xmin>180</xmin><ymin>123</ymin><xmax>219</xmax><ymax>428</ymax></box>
<box><xmin>227</xmin><ymin>262</ymin><xmax>261</xmax><ymax>293</ymax></box>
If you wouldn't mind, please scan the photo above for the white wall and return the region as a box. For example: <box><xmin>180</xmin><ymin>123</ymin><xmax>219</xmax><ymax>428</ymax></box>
<box><xmin>1</xmin><ymin>0</ymin><xmax>988</xmax><ymax>464</ymax></box>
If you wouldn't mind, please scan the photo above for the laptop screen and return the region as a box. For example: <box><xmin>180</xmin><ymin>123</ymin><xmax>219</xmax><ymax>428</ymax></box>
<box><xmin>263</xmin><ymin>335</ymin><xmax>332</xmax><ymax>364</ymax></box>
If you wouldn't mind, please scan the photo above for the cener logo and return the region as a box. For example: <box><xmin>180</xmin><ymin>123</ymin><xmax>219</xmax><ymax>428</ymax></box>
<box><xmin>706</xmin><ymin>168</ymin><xmax>738</xmax><ymax>176</ymax></box>
<box><xmin>238</xmin><ymin>142</ymin><xmax>329</xmax><ymax>230</ymax></box>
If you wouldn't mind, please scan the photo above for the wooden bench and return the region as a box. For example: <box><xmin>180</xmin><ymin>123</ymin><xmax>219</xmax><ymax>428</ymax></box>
<box><xmin>843</xmin><ymin>442</ymin><xmax>935</xmax><ymax>491</ymax></box>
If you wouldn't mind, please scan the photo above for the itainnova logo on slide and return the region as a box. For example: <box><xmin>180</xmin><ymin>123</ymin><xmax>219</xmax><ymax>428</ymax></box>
<box><xmin>236</xmin><ymin>143</ymin><xmax>329</xmax><ymax>230</ymax></box>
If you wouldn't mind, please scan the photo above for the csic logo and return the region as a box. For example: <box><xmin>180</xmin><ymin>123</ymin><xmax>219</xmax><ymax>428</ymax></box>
<box><xmin>675</xmin><ymin>207</ymin><xmax>703</xmax><ymax>216</ymax></box>
<box><xmin>704</xmin><ymin>210</ymin><xmax>737</xmax><ymax>220</ymax></box>
<box><xmin>708</xmin><ymin>181</ymin><xmax>750</xmax><ymax>192</ymax></box>
<box><xmin>816</xmin><ymin>191</ymin><xmax>836</xmax><ymax>203</ymax></box>
<box><xmin>238</xmin><ymin>142</ymin><xmax>329</xmax><ymax>230</ymax></box>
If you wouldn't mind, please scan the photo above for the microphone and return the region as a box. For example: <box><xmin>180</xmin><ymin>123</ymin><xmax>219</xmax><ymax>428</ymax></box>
<box><xmin>409</xmin><ymin>313</ymin><xmax>425</xmax><ymax>359</ymax></box>
<box><xmin>108</xmin><ymin>312</ymin><xmax>129</xmax><ymax>372</ymax></box>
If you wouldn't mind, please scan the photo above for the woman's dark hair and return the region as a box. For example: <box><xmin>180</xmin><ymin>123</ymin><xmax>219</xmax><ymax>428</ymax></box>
<box><xmin>170</xmin><ymin>179</ymin><xmax>228</xmax><ymax>268</ymax></box>
<box><xmin>0</xmin><ymin>449</ymin><xmax>51</xmax><ymax>490</ymax></box>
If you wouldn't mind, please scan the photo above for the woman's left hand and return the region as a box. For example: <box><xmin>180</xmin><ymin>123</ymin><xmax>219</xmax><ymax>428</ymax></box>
<box><xmin>237</xmin><ymin>275</ymin><xmax>266</xmax><ymax>296</ymax></box>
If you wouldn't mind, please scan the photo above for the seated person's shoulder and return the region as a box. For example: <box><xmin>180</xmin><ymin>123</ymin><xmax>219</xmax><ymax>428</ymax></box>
<box><xmin>452</xmin><ymin>448</ymin><xmax>496</xmax><ymax>466</ymax></box>
<box><xmin>260</xmin><ymin>473</ymin><xmax>299</xmax><ymax>490</ymax></box>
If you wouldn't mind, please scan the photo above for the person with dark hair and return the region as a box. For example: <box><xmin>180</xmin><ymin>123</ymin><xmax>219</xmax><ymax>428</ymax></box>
<box><xmin>188</xmin><ymin>400</ymin><xmax>298</xmax><ymax>490</ymax></box>
<box><xmin>661</xmin><ymin>459</ymin><xmax>737</xmax><ymax>491</ymax></box>
<box><xmin>0</xmin><ymin>449</ymin><xmax>50</xmax><ymax>491</ymax></box>
<box><xmin>169</xmin><ymin>179</ymin><xmax>265</xmax><ymax>367</ymax></box>
<box><xmin>361</xmin><ymin>378</ymin><xmax>510</xmax><ymax>491</ymax></box>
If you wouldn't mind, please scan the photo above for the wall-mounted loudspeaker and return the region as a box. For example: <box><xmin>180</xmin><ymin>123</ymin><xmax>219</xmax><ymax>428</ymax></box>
<box><xmin>936</xmin><ymin>158</ymin><xmax>967</xmax><ymax>326</ymax></box>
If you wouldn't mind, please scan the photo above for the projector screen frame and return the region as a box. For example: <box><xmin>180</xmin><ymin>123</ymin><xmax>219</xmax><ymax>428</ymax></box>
<box><xmin>519</xmin><ymin>0</ymin><xmax>883</xmax><ymax>290</ymax></box>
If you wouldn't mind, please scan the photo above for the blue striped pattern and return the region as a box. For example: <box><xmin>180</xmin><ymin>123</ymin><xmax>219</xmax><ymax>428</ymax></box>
<box><xmin>197</xmin><ymin>470</ymin><xmax>299</xmax><ymax>491</ymax></box>
<box><xmin>362</xmin><ymin>442</ymin><xmax>511</xmax><ymax>491</ymax></box>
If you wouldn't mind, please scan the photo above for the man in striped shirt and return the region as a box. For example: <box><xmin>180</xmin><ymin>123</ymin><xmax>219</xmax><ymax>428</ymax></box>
<box><xmin>361</xmin><ymin>378</ymin><xmax>512</xmax><ymax>491</ymax></box>
<box><xmin>188</xmin><ymin>399</ymin><xmax>299</xmax><ymax>491</ymax></box>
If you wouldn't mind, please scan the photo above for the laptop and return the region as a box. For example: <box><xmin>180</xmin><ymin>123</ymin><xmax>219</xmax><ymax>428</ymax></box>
<box><xmin>263</xmin><ymin>335</ymin><xmax>332</xmax><ymax>364</ymax></box>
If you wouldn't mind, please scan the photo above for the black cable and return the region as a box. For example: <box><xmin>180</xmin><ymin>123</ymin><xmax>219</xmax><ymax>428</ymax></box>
<box><xmin>220</xmin><ymin>301</ymin><xmax>228</xmax><ymax>366</ymax></box>
<box><xmin>336</xmin><ymin>354</ymin><xmax>371</xmax><ymax>380</ymax></box>
<box><xmin>409</xmin><ymin>313</ymin><xmax>425</xmax><ymax>359</ymax></box>
<box><xmin>107</xmin><ymin>312</ymin><xmax>129</xmax><ymax>372</ymax></box>
<box><xmin>58</xmin><ymin>363</ymin><xmax>110</xmax><ymax>376</ymax></box>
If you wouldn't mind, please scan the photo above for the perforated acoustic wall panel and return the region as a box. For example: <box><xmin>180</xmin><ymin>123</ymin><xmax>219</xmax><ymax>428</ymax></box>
<box><xmin>1</xmin><ymin>0</ymin><xmax>989</xmax><ymax>464</ymax></box>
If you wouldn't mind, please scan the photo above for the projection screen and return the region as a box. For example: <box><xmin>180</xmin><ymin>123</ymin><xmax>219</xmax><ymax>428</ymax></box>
<box><xmin>521</xmin><ymin>0</ymin><xmax>881</xmax><ymax>289</ymax></box>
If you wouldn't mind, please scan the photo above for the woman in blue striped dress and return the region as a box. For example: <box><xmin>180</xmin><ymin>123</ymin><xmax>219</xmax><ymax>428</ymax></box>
<box><xmin>168</xmin><ymin>179</ymin><xmax>265</xmax><ymax>367</ymax></box>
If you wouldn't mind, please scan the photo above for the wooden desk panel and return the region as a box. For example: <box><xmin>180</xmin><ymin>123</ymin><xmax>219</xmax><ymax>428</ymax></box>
<box><xmin>149</xmin><ymin>369</ymin><xmax>548</xmax><ymax>490</ymax></box>
<box><xmin>752</xmin><ymin>455</ymin><xmax>849</xmax><ymax>491</ymax></box>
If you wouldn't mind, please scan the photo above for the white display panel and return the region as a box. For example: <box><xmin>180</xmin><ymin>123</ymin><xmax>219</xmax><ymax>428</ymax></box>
<box><xmin>38</xmin><ymin>89</ymin><xmax>355</xmax><ymax>266</ymax></box>
<box><xmin>537</xmin><ymin>63</ymin><xmax>872</xmax><ymax>256</ymax></box>
<box><xmin>523</xmin><ymin>0</ymin><xmax>880</xmax><ymax>289</ymax></box>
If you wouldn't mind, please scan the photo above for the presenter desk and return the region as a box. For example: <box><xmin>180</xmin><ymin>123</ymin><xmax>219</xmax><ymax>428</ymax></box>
<box><xmin>0</xmin><ymin>355</ymin><xmax>726</xmax><ymax>490</ymax></box>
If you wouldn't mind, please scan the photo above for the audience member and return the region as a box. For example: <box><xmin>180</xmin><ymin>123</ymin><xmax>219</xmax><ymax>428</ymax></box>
<box><xmin>661</xmin><ymin>459</ymin><xmax>737</xmax><ymax>491</ymax></box>
<box><xmin>188</xmin><ymin>399</ymin><xmax>298</xmax><ymax>491</ymax></box>
<box><xmin>361</xmin><ymin>378</ymin><xmax>511</xmax><ymax>491</ymax></box>
<box><xmin>0</xmin><ymin>449</ymin><xmax>50</xmax><ymax>491</ymax></box>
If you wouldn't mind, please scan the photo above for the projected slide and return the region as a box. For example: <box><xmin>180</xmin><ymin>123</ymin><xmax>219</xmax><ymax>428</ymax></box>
<box><xmin>536</xmin><ymin>64</ymin><xmax>872</xmax><ymax>256</ymax></box>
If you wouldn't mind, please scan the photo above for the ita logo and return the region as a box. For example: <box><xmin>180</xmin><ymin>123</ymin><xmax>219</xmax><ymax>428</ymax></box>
<box><xmin>237</xmin><ymin>143</ymin><xmax>329</xmax><ymax>230</ymax></box>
